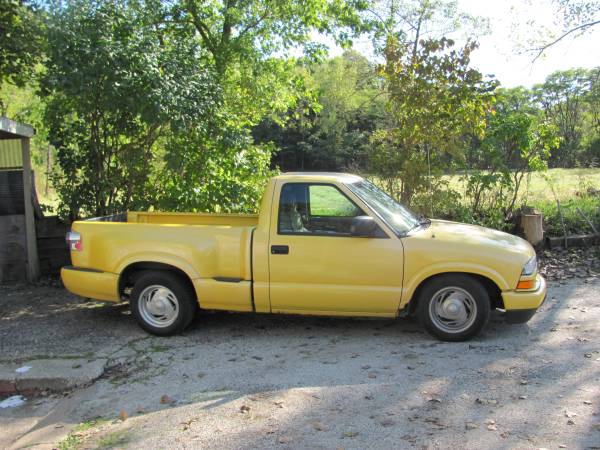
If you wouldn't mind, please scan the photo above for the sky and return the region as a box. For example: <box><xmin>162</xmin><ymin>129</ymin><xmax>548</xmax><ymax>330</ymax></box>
<box><xmin>324</xmin><ymin>0</ymin><xmax>600</xmax><ymax>88</ymax></box>
<box><xmin>458</xmin><ymin>0</ymin><xmax>600</xmax><ymax>87</ymax></box>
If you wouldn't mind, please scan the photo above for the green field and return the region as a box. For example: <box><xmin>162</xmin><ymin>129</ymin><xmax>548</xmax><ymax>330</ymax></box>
<box><xmin>446</xmin><ymin>168</ymin><xmax>600</xmax><ymax>203</ymax></box>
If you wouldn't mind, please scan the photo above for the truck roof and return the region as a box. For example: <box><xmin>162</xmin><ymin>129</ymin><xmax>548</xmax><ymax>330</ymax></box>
<box><xmin>275</xmin><ymin>172</ymin><xmax>364</xmax><ymax>183</ymax></box>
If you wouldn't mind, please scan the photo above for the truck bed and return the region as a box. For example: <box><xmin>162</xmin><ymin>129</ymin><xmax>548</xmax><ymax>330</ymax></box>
<box><xmin>64</xmin><ymin>210</ymin><xmax>258</xmax><ymax>311</ymax></box>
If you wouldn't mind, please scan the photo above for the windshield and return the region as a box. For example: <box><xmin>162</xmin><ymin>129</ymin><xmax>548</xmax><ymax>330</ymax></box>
<box><xmin>347</xmin><ymin>180</ymin><xmax>421</xmax><ymax>235</ymax></box>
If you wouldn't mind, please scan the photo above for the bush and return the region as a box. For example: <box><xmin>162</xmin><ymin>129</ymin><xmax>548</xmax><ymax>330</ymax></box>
<box><xmin>533</xmin><ymin>195</ymin><xmax>600</xmax><ymax>236</ymax></box>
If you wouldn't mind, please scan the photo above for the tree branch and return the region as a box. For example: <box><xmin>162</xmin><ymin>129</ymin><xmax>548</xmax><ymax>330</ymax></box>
<box><xmin>185</xmin><ymin>0</ymin><xmax>218</xmax><ymax>56</ymax></box>
<box><xmin>532</xmin><ymin>19</ymin><xmax>600</xmax><ymax>62</ymax></box>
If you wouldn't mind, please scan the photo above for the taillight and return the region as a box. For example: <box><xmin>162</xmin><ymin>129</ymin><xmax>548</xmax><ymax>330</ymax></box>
<box><xmin>66</xmin><ymin>231</ymin><xmax>82</xmax><ymax>251</ymax></box>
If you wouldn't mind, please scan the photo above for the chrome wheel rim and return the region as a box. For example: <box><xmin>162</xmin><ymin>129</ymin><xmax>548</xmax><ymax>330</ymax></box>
<box><xmin>428</xmin><ymin>286</ymin><xmax>477</xmax><ymax>334</ymax></box>
<box><xmin>138</xmin><ymin>285</ymin><xmax>179</xmax><ymax>328</ymax></box>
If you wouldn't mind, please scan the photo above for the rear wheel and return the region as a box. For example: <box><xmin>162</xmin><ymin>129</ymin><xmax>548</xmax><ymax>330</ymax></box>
<box><xmin>417</xmin><ymin>274</ymin><xmax>490</xmax><ymax>341</ymax></box>
<box><xmin>130</xmin><ymin>271</ymin><xmax>196</xmax><ymax>336</ymax></box>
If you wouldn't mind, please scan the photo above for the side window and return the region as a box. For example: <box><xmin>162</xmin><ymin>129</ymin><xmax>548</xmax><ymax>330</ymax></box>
<box><xmin>309</xmin><ymin>185</ymin><xmax>363</xmax><ymax>217</ymax></box>
<box><xmin>278</xmin><ymin>183</ymin><xmax>364</xmax><ymax>235</ymax></box>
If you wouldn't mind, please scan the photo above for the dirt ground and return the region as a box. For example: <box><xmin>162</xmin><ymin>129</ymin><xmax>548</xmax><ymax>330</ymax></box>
<box><xmin>1</xmin><ymin>250</ymin><xmax>599</xmax><ymax>450</ymax></box>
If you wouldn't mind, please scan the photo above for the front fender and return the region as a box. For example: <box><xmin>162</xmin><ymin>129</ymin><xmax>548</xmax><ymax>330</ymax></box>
<box><xmin>401</xmin><ymin>262</ymin><xmax>510</xmax><ymax>308</ymax></box>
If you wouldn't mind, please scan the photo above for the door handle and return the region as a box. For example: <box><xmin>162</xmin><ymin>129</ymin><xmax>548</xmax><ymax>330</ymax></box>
<box><xmin>271</xmin><ymin>245</ymin><xmax>289</xmax><ymax>255</ymax></box>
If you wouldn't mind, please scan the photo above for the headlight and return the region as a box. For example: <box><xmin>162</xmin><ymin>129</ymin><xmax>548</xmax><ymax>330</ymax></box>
<box><xmin>522</xmin><ymin>256</ymin><xmax>537</xmax><ymax>276</ymax></box>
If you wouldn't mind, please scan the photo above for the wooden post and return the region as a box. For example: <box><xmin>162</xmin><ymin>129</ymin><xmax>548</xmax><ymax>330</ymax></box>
<box><xmin>521</xmin><ymin>213</ymin><xmax>544</xmax><ymax>247</ymax></box>
<box><xmin>21</xmin><ymin>137</ymin><xmax>40</xmax><ymax>281</ymax></box>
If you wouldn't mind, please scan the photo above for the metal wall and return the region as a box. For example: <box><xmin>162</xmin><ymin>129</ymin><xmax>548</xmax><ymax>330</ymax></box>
<box><xmin>0</xmin><ymin>140</ymin><xmax>23</xmax><ymax>169</ymax></box>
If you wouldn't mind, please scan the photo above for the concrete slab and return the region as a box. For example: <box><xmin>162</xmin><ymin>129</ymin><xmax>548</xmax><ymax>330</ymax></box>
<box><xmin>0</xmin><ymin>358</ymin><xmax>106</xmax><ymax>396</ymax></box>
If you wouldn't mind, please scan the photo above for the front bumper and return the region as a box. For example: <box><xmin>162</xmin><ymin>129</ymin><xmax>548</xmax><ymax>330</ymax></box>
<box><xmin>501</xmin><ymin>274</ymin><xmax>547</xmax><ymax>324</ymax></box>
<box><xmin>61</xmin><ymin>266</ymin><xmax>120</xmax><ymax>302</ymax></box>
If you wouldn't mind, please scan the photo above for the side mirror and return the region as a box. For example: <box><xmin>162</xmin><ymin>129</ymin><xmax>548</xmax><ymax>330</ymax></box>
<box><xmin>351</xmin><ymin>216</ymin><xmax>379</xmax><ymax>237</ymax></box>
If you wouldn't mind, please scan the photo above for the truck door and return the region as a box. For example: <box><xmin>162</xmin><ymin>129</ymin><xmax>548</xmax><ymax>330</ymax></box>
<box><xmin>268</xmin><ymin>181</ymin><xmax>404</xmax><ymax>316</ymax></box>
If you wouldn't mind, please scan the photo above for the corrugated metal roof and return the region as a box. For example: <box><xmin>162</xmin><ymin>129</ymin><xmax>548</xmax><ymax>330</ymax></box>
<box><xmin>0</xmin><ymin>140</ymin><xmax>23</xmax><ymax>169</ymax></box>
<box><xmin>0</xmin><ymin>116</ymin><xmax>35</xmax><ymax>139</ymax></box>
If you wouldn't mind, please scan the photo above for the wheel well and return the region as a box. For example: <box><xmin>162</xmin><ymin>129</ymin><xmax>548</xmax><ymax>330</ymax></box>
<box><xmin>118</xmin><ymin>262</ymin><xmax>196</xmax><ymax>301</ymax></box>
<box><xmin>407</xmin><ymin>272</ymin><xmax>504</xmax><ymax>314</ymax></box>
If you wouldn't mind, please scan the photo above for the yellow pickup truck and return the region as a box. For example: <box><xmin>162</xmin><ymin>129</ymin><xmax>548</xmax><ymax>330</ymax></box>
<box><xmin>61</xmin><ymin>173</ymin><xmax>546</xmax><ymax>341</ymax></box>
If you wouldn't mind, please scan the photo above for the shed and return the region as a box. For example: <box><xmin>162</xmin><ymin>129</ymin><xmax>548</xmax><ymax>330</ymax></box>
<box><xmin>0</xmin><ymin>116</ymin><xmax>40</xmax><ymax>281</ymax></box>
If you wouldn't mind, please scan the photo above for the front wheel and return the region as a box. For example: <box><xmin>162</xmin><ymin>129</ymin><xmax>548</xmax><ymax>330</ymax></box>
<box><xmin>130</xmin><ymin>271</ymin><xmax>196</xmax><ymax>336</ymax></box>
<box><xmin>417</xmin><ymin>274</ymin><xmax>490</xmax><ymax>341</ymax></box>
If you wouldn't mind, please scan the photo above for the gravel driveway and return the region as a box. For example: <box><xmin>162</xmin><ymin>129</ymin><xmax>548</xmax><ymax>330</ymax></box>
<box><xmin>1</xmin><ymin>273</ymin><xmax>599</xmax><ymax>449</ymax></box>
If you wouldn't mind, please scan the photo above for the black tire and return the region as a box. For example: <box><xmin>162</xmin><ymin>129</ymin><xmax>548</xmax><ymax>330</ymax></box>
<box><xmin>130</xmin><ymin>271</ymin><xmax>196</xmax><ymax>336</ymax></box>
<box><xmin>417</xmin><ymin>274</ymin><xmax>490</xmax><ymax>342</ymax></box>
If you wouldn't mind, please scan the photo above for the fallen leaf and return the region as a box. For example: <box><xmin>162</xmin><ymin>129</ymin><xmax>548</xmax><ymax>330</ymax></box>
<box><xmin>476</xmin><ymin>398</ymin><xmax>498</xmax><ymax>406</ymax></box>
<box><xmin>278</xmin><ymin>435</ymin><xmax>291</xmax><ymax>444</ymax></box>
<box><xmin>313</xmin><ymin>422</ymin><xmax>326</xmax><ymax>431</ymax></box>
<box><xmin>160</xmin><ymin>395</ymin><xmax>174</xmax><ymax>404</ymax></box>
<box><xmin>465</xmin><ymin>422</ymin><xmax>478</xmax><ymax>430</ymax></box>
<box><xmin>119</xmin><ymin>409</ymin><xmax>128</xmax><ymax>421</ymax></box>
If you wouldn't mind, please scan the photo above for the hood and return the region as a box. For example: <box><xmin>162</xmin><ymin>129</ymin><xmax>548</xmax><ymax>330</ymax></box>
<box><xmin>424</xmin><ymin>219</ymin><xmax>534</xmax><ymax>258</ymax></box>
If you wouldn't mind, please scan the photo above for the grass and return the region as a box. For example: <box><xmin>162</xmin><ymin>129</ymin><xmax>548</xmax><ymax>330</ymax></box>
<box><xmin>57</xmin><ymin>419</ymin><xmax>109</xmax><ymax>450</ymax></box>
<box><xmin>446</xmin><ymin>167</ymin><xmax>600</xmax><ymax>203</ymax></box>
<box><xmin>96</xmin><ymin>430</ymin><xmax>132</xmax><ymax>448</ymax></box>
<box><xmin>446</xmin><ymin>168</ymin><xmax>600</xmax><ymax>235</ymax></box>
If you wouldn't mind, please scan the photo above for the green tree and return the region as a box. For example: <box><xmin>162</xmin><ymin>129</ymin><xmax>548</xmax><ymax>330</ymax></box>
<box><xmin>370</xmin><ymin>36</ymin><xmax>495</xmax><ymax>205</ymax></box>
<box><xmin>143</xmin><ymin>0</ymin><xmax>371</xmax><ymax>212</ymax></box>
<box><xmin>533</xmin><ymin>68</ymin><xmax>592</xmax><ymax>167</ymax></box>
<box><xmin>42</xmin><ymin>0</ymin><xmax>219</xmax><ymax>219</ymax></box>
<box><xmin>254</xmin><ymin>51</ymin><xmax>385</xmax><ymax>172</ymax></box>
<box><xmin>174</xmin><ymin>0</ymin><xmax>369</xmax><ymax>128</ymax></box>
<box><xmin>465</xmin><ymin>107</ymin><xmax>560</xmax><ymax>225</ymax></box>
<box><xmin>0</xmin><ymin>0</ymin><xmax>42</xmax><ymax>88</ymax></box>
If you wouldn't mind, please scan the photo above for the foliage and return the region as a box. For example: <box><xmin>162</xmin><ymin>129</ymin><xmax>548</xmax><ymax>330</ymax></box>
<box><xmin>254</xmin><ymin>51</ymin><xmax>384</xmax><ymax>171</ymax></box>
<box><xmin>535</xmin><ymin>195</ymin><xmax>600</xmax><ymax>236</ymax></box>
<box><xmin>42</xmin><ymin>0</ymin><xmax>219</xmax><ymax>219</ymax></box>
<box><xmin>533</xmin><ymin>69</ymin><xmax>593</xmax><ymax>167</ymax></box>
<box><xmin>147</xmin><ymin>128</ymin><xmax>275</xmax><ymax>213</ymax></box>
<box><xmin>0</xmin><ymin>0</ymin><xmax>43</xmax><ymax>91</ymax></box>
<box><xmin>528</xmin><ymin>0</ymin><xmax>600</xmax><ymax>60</ymax></box>
<box><xmin>464</xmin><ymin>98</ymin><xmax>560</xmax><ymax>222</ymax></box>
<box><xmin>175</xmin><ymin>0</ymin><xmax>369</xmax><ymax>128</ymax></box>
<box><xmin>369</xmin><ymin>35</ymin><xmax>495</xmax><ymax>205</ymax></box>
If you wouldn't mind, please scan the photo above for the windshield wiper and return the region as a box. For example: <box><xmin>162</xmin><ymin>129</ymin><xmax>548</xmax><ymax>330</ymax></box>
<box><xmin>406</xmin><ymin>215</ymin><xmax>431</xmax><ymax>233</ymax></box>
<box><xmin>419</xmin><ymin>216</ymin><xmax>431</xmax><ymax>227</ymax></box>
